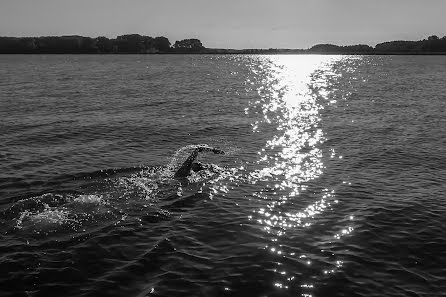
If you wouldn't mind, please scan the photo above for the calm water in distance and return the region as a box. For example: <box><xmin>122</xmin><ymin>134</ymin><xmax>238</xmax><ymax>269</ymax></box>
<box><xmin>0</xmin><ymin>54</ymin><xmax>445</xmax><ymax>297</ymax></box>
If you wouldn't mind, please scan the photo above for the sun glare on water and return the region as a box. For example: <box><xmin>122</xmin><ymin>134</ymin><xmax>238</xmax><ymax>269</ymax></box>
<box><xmin>244</xmin><ymin>54</ymin><xmax>356</xmax><ymax>295</ymax></box>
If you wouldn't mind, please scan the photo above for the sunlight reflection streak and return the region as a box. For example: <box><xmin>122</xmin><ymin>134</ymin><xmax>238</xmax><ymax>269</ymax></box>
<box><xmin>244</xmin><ymin>55</ymin><xmax>356</xmax><ymax>295</ymax></box>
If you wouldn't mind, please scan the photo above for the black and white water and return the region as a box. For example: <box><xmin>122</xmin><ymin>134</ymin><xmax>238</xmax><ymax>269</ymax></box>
<box><xmin>1</xmin><ymin>55</ymin><xmax>445</xmax><ymax>297</ymax></box>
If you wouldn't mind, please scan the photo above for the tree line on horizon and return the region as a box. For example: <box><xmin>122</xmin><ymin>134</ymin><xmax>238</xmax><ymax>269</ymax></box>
<box><xmin>0</xmin><ymin>34</ymin><xmax>445</xmax><ymax>54</ymax></box>
<box><xmin>0</xmin><ymin>34</ymin><xmax>204</xmax><ymax>54</ymax></box>
<box><xmin>307</xmin><ymin>35</ymin><xmax>446</xmax><ymax>54</ymax></box>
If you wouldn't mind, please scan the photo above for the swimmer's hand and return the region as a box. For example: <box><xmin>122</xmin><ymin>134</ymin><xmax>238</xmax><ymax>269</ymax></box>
<box><xmin>196</xmin><ymin>145</ymin><xmax>225</xmax><ymax>155</ymax></box>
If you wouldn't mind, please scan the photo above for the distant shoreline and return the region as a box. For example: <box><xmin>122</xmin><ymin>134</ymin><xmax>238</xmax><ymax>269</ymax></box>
<box><xmin>2</xmin><ymin>51</ymin><xmax>446</xmax><ymax>55</ymax></box>
<box><xmin>1</xmin><ymin>34</ymin><xmax>445</xmax><ymax>55</ymax></box>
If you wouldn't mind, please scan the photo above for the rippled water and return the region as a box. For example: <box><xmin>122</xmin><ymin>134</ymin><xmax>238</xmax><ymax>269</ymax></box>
<box><xmin>1</xmin><ymin>54</ymin><xmax>445</xmax><ymax>297</ymax></box>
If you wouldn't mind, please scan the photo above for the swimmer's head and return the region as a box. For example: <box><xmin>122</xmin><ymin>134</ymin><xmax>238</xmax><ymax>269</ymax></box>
<box><xmin>191</xmin><ymin>162</ymin><xmax>205</xmax><ymax>172</ymax></box>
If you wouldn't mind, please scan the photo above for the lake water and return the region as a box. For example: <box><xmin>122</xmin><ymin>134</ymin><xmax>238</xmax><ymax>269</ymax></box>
<box><xmin>0</xmin><ymin>54</ymin><xmax>445</xmax><ymax>297</ymax></box>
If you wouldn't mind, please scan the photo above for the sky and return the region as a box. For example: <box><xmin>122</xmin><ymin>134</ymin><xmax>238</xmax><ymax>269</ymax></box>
<box><xmin>1</xmin><ymin>0</ymin><xmax>445</xmax><ymax>49</ymax></box>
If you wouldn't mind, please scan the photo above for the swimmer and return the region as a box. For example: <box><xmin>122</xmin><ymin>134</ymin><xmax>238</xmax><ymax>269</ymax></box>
<box><xmin>174</xmin><ymin>145</ymin><xmax>225</xmax><ymax>178</ymax></box>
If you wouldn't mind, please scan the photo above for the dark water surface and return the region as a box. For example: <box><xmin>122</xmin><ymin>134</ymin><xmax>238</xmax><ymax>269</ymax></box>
<box><xmin>1</xmin><ymin>55</ymin><xmax>445</xmax><ymax>297</ymax></box>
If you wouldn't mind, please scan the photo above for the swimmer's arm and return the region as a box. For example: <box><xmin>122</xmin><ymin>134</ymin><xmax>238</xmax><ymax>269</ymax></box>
<box><xmin>174</xmin><ymin>146</ymin><xmax>225</xmax><ymax>178</ymax></box>
<box><xmin>174</xmin><ymin>149</ymin><xmax>199</xmax><ymax>178</ymax></box>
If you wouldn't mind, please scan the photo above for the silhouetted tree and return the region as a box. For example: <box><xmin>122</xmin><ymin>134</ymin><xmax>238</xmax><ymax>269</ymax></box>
<box><xmin>115</xmin><ymin>34</ymin><xmax>146</xmax><ymax>53</ymax></box>
<box><xmin>423</xmin><ymin>35</ymin><xmax>446</xmax><ymax>52</ymax></box>
<box><xmin>341</xmin><ymin>44</ymin><xmax>374</xmax><ymax>53</ymax></box>
<box><xmin>96</xmin><ymin>36</ymin><xmax>113</xmax><ymax>53</ymax></box>
<box><xmin>309</xmin><ymin>44</ymin><xmax>341</xmax><ymax>53</ymax></box>
<box><xmin>374</xmin><ymin>36</ymin><xmax>446</xmax><ymax>53</ymax></box>
<box><xmin>153</xmin><ymin>36</ymin><xmax>171</xmax><ymax>52</ymax></box>
<box><xmin>0</xmin><ymin>37</ymin><xmax>38</xmax><ymax>53</ymax></box>
<box><xmin>34</xmin><ymin>36</ymin><xmax>97</xmax><ymax>53</ymax></box>
<box><xmin>142</xmin><ymin>36</ymin><xmax>155</xmax><ymax>52</ymax></box>
<box><xmin>173</xmin><ymin>39</ymin><xmax>204</xmax><ymax>52</ymax></box>
<box><xmin>374</xmin><ymin>41</ymin><xmax>419</xmax><ymax>53</ymax></box>
<box><xmin>78</xmin><ymin>37</ymin><xmax>97</xmax><ymax>53</ymax></box>
<box><xmin>308</xmin><ymin>43</ymin><xmax>373</xmax><ymax>54</ymax></box>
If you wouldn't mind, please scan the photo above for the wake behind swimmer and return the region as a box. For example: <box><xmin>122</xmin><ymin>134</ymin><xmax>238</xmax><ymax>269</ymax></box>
<box><xmin>8</xmin><ymin>144</ymin><xmax>228</xmax><ymax>233</ymax></box>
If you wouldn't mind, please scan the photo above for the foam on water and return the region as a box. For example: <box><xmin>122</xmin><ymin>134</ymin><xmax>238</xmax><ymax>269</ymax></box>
<box><xmin>73</xmin><ymin>194</ymin><xmax>104</xmax><ymax>204</ymax></box>
<box><xmin>4</xmin><ymin>144</ymin><xmax>234</xmax><ymax>237</ymax></box>
<box><xmin>16</xmin><ymin>207</ymin><xmax>71</xmax><ymax>229</ymax></box>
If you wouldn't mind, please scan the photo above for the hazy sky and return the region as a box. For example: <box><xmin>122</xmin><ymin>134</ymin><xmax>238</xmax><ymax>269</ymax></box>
<box><xmin>1</xmin><ymin>0</ymin><xmax>445</xmax><ymax>49</ymax></box>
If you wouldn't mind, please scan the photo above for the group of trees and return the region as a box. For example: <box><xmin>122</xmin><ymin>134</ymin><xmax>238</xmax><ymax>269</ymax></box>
<box><xmin>308</xmin><ymin>35</ymin><xmax>446</xmax><ymax>54</ymax></box>
<box><xmin>0</xmin><ymin>35</ymin><xmax>206</xmax><ymax>54</ymax></box>
<box><xmin>374</xmin><ymin>35</ymin><xmax>446</xmax><ymax>53</ymax></box>
<box><xmin>172</xmin><ymin>39</ymin><xmax>204</xmax><ymax>52</ymax></box>
<box><xmin>309</xmin><ymin>44</ymin><xmax>374</xmax><ymax>54</ymax></box>
<box><xmin>1</xmin><ymin>34</ymin><xmax>446</xmax><ymax>54</ymax></box>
